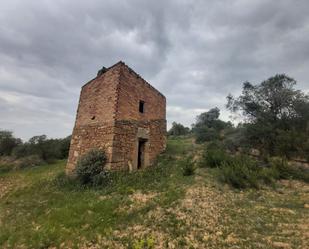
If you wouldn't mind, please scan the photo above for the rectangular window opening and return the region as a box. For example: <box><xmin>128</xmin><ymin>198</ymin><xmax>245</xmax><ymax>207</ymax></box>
<box><xmin>139</xmin><ymin>101</ymin><xmax>145</xmax><ymax>113</ymax></box>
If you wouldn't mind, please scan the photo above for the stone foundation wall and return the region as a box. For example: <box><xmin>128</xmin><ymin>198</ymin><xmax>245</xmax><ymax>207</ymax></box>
<box><xmin>111</xmin><ymin>119</ymin><xmax>166</xmax><ymax>170</ymax></box>
<box><xmin>66</xmin><ymin>123</ymin><xmax>115</xmax><ymax>175</ymax></box>
<box><xmin>147</xmin><ymin>119</ymin><xmax>167</xmax><ymax>162</ymax></box>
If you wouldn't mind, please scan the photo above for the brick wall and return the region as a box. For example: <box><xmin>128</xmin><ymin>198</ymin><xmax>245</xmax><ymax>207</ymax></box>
<box><xmin>111</xmin><ymin>63</ymin><xmax>166</xmax><ymax>170</ymax></box>
<box><xmin>116</xmin><ymin>64</ymin><xmax>166</xmax><ymax>121</ymax></box>
<box><xmin>66</xmin><ymin>62</ymin><xmax>166</xmax><ymax>175</ymax></box>
<box><xmin>66</xmin><ymin>65</ymin><xmax>121</xmax><ymax>175</ymax></box>
<box><xmin>75</xmin><ymin>67</ymin><xmax>120</xmax><ymax>126</ymax></box>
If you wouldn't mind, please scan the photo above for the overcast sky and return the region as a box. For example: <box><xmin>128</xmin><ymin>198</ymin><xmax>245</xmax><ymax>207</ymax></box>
<box><xmin>1</xmin><ymin>0</ymin><xmax>309</xmax><ymax>140</ymax></box>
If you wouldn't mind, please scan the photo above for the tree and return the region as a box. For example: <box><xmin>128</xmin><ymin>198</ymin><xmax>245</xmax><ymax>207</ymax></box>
<box><xmin>13</xmin><ymin>135</ymin><xmax>72</xmax><ymax>162</ymax></box>
<box><xmin>196</xmin><ymin>107</ymin><xmax>220</xmax><ymax>127</ymax></box>
<box><xmin>168</xmin><ymin>122</ymin><xmax>190</xmax><ymax>136</ymax></box>
<box><xmin>0</xmin><ymin>130</ymin><xmax>21</xmax><ymax>156</ymax></box>
<box><xmin>192</xmin><ymin>107</ymin><xmax>231</xmax><ymax>143</ymax></box>
<box><xmin>58</xmin><ymin>135</ymin><xmax>72</xmax><ymax>159</ymax></box>
<box><xmin>227</xmin><ymin>74</ymin><xmax>309</xmax><ymax>159</ymax></box>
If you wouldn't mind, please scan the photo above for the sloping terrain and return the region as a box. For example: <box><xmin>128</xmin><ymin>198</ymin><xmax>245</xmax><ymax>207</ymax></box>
<box><xmin>0</xmin><ymin>137</ymin><xmax>308</xmax><ymax>248</ymax></box>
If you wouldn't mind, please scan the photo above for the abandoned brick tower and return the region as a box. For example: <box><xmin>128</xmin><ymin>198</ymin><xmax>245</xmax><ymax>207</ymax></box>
<box><xmin>66</xmin><ymin>61</ymin><xmax>166</xmax><ymax>175</ymax></box>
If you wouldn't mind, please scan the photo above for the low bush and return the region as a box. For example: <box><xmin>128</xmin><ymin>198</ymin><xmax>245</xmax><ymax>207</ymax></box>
<box><xmin>217</xmin><ymin>155</ymin><xmax>285</xmax><ymax>189</ymax></box>
<box><xmin>201</xmin><ymin>145</ymin><xmax>309</xmax><ymax>188</ymax></box>
<box><xmin>195</xmin><ymin>127</ymin><xmax>220</xmax><ymax>143</ymax></box>
<box><xmin>258</xmin><ymin>166</ymin><xmax>279</xmax><ymax>185</ymax></box>
<box><xmin>269</xmin><ymin>157</ymin><xmax>309</xmax><ymax>183</ymax></box>
<box><xmin>76</xmin><ymin>149</ymin><xmax>108</xmax><ymax>185</ymax></box>
<box><xmin>0</xmin><ymin>163</ymin><xmax>14</xmax><ymax>173</ymax></box>
<box><xmin>219</xmin><ymin>157</ymin><xmax>260</xmax><ymax>189</ymax></box>
<box><xmin>16</xmin><ymin>155</ymin><xmax>44</xmax><ymax>169</ymax></box>
<box><xmin>0</xmin><ymin>155</ymin><xmax>44</xmax><ymax>172</ymax></box>
<box><xmin>179</xmin><ymin>155</ymin><xmax>196</xmax><ymax>176</ymax></box>
<box><xmin>201</xmin><ymin>142</ymin><xmax>230</xmax><ymax>168</ymax></box>
<box><xmin>132</xmin><ymin>237</ymin><xmax>155</xmax><ymax>249</ymax></box>
<box><xmin>203</xmin><ymin>149</ymin><xmax>229</xmax><ymax>168</ymax></box>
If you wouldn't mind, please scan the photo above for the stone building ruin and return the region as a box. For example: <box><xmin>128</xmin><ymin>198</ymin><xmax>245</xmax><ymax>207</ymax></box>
<box><xmin>66</xmin><ymin>61</ymin><xmax>166</xmax><ymax>175</ymax></box>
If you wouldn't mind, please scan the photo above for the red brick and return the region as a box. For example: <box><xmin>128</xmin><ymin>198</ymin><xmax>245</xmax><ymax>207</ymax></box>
<box><xmin>66</xmin><ymin>61</ymin><xmax>166</xmax><ymax>175</ymax></box>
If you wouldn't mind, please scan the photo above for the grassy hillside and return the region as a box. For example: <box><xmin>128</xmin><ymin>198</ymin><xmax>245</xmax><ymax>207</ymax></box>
<box><xmin>0</xmin><ymin>137</ymin><xmax>308</xmax><ymax>249</ymax></box>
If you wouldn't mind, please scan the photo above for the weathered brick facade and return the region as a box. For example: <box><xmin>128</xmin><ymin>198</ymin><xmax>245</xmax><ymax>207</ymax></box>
<box><xmin>66</xmin><ymin>61</ymin><xmax>166</xmax><ymax>175</ymax></box>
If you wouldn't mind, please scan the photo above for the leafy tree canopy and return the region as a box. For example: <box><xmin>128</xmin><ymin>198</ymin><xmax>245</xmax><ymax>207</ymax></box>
<box><xmin>227</xmin><ymin>74</ymin><xmax>309</xmax><ymax>127</ymax></box>
<box><xmin>168</xmin><ymin>122</ymin><xmax>190</xmax><ymax>136</ymax></box>
<box><xmin>226</xmin><ymin>74</ymin><xmax>309</xmax><ymax>158</ymax></box>
<box><xmin>0</xmin><ymin>130</ymin><xmax>22</xmax><ymax>156</ymax></box>
<box><xmin>193</xmin><ymin>107</ymin><xmax>232</xmax><ymax>143</ymax></box>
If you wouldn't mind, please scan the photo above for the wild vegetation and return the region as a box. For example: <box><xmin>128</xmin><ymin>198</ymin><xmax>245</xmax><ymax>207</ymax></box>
<box><xmin>167</xmin><ymin>122</ymin><xmax>190</xmax><ymax>137</ymax></box>
<box><xmin>0</xmin><ymin>137</ymin><xmax>308</xmax><ymax>248</ymax></box>
<box><xmin>0</xmin><ymin>131</ymin><xmax>71</xmax><ymax>172</ymax></box>
<box><xmin>76</xmin><ymin>149</ymin><xmax>108</xmax><ymax>186</ymax></box>
<box><xmin>226</xmin><ymin>74</ymin><xmax>309</xmax><ymax>160</ymax></box>
<box><xmin>0</xmin><ymin>74</ymin><xmax>308</xmax><ymax>248</ymax></box>
<box><xmin>200</xmin><ymin>145</ymin><xmax>309</xmax><ymax>189</ymax></box>
<box><xmin>188</xmin><ymin>74</ymin><xmax>309</xmax><ymax>189</ymax></box>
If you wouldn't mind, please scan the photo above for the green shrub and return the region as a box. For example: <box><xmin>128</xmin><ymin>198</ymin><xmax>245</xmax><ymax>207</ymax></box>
<box><xmin>179</xmin><ymin>155</ymin><xmax>196</xmax><ymax>176</ymax></box>
<box><xmin>0</xmin><ymin>163</ymin><xmax>14</xmax><ymax>173</ymax></box>
<box><xmin>16</xmin><ymin>155</ymin><xmax>44</xmax><ymax>169</ymax></box>
<box><xmin>76</xmin><ymin>149</ymin><xmax>108</xmax><ymax>185</ymax></box>
<box><xmin>201</xmin><ymin>143</ymin><xmax>309</xmax><ymax>188</ymax></box>
<box><xmin>201</xmin><ymin>143</ymin><xmax>231</xmax><ymax>168</ymax></box>
<box><xmin>219</xmin><ymin>156</ymin><xmax>260</xmax><ymax>189</ymax></box>
<box><xmin>195</xmin><ymin>127</ymin><xmax>219</xmax><ymax>143</ymax></box>
<box><xmin>208</xmin><ymin>153</ymin><xmax>278</xmax><ymax>189</ymax></box>
<box><xmin>132</xmin><ymin>237</ymin><xmax>155</xmax><ymax>249</ymax></box>
<box><xmin>258</xmin><ymin>166</ymin><xmax>279</xmax><ymax>186</ymax></box>
<box><xmin>216</xmin><ymin>156</ymin><xmax>309</xmax><ymax>189</ymax></box>
<box><xmin>0</xmin><ymin>155</ymin><xmax>43</xmax><ymax>172</ymax></box>
<box><xmin>204</xmin><ymin>149</ymin><xmax>229</xmax><ymax>168</ymax></box>
<box><xmin>269</xmin><ymin>157</ymin><xmax>309</xmax><ymax>183</ymax></box>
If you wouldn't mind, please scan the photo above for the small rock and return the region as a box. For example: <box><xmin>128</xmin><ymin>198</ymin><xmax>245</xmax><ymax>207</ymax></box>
<box><xmin>98</xmin><ymin>196</ymin><xmax>106</xmax><ymax>201</ymax></box>
<box><xmin>304</xmin><ymin>204</ymin><xmax>309</xmax><ymax>209</ymax></box>
<box><xmin>286</xmin><ymin>209</ymin><xmax>296</xmax><ymax>215</ymax></box>
<box><xmin>82</xmin><ymin>224</ymin><xmax>90</xmax><ymax>229</ymax></box>
<box><xmin>273</xmin><ymin>242</ymin><xmax>291</xmax><ymax>249</ymax></box>
<box><xmin>225</xmin><ymin>233</ymin><xmax>239</xmax><ymax>244</ymax></box>
<box><xmin>203</xmin><ymin>234</ymin><xmax>210</xmax><ymax>241</ymax></box>
<box><xmin>270</xmin><ymin>208</ymin><xmax>296</xmax><ymax>215</ymax></box>
<box><xmin>216</xmin><ymin>231</ymin><xmax>223</xmax><ymax>236</ymax></box>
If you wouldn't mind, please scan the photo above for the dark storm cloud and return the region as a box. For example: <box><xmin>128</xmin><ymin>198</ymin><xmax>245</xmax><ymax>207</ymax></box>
<box><xmin>0</xmin><ymin>0</ymin><xmax>309</xmax><ymax>139</ymax></box>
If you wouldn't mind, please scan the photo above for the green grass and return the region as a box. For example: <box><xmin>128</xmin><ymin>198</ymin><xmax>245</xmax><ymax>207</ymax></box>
<box><xmin>0</xmin><ymin>138</ymin><xmax>195</xmax><ymax>248</ymax></box>
<box><xmin>0</xmin><ymin>136</ymin><xmax>308</xmax><ymax>248</ymax></box>
<box><xmin>165</xmin><ymin>136</ymin><xmax>195</xmax><ymax>156</ymax></box>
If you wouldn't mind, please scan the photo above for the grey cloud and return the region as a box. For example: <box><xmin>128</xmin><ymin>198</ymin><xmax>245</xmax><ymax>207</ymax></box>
<box><xmin>0</xmin><ymin>0</ymin><xmax>309</xmax><ymax>139</ymax></box>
